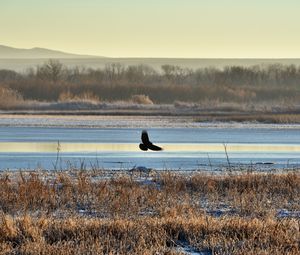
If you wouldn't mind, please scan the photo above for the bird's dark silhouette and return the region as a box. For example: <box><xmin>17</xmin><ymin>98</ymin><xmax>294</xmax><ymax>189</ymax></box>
<box><xmin>139</xmin><ymin>130</ymin><xmax>163</xmax><ymax>151</ymax></box>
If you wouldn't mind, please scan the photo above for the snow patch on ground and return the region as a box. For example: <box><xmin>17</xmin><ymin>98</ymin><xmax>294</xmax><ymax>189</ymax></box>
<box><xmin>176</xmin><ymin>244</ymin><xmax>212</xmax><ymax>255</ymax></box>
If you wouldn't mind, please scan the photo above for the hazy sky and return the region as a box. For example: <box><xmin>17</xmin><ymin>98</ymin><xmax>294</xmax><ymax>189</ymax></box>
<box><xmin>1</xmin><ymin>0</ymin><xmax>300</xmax><ymax>58</ymax></box>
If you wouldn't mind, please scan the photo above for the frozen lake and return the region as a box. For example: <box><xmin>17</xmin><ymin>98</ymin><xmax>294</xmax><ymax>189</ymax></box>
<box><xmin>0</xmin><ymin>126</ymin><xmax>300</xmax><ymax>171</ymax></box>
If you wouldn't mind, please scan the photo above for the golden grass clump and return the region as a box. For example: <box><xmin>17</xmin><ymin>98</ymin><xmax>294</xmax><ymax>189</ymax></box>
<box><xmin>131</xmin><ymin>94</ymin><xmax>154</xmax><ymax>105</ymax></box>
<box><xmin>0</xmin><ymin>86</ymin><xmax>24</xmax><ymax>109</ymax></box>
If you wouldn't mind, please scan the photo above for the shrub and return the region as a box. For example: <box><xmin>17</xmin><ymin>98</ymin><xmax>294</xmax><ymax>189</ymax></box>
<box><xmin>131</xmin><ymin>94</ymin><xmax>154</xmax><ymax>104</ymax></box>
<box><xmin>58</xmin><ymin>90</ymin><xmax>74</xmax><ymax>102</ymax></box>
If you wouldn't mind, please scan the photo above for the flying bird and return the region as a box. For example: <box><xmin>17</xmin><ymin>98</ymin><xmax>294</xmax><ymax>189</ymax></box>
<box><xmin>139</xmin><ymin>130</ymin><xmax>163</xmax><ymax>151</ymax></box>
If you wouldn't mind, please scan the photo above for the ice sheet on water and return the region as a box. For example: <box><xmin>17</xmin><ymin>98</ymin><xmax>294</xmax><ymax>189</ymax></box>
<box><xmin>277</xmin><ymin>209</ymin><xmax>300</xmax><ymax>218</ymax></box>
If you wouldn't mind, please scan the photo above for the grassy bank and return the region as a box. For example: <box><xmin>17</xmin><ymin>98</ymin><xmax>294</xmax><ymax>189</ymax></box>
<box><xmin>2</xmin><ymin>100</ymin><xmax>300</xmax><ymax>124</ymax></box>
<box><xmin>195</xmin><ymin>112</ymin><xmax>300</xmax><ymax>124</ymax></box>
<box><xmin>0</xmin><ymin>170</ymin><xmax>299</xmax><ymax>254</ymax></box>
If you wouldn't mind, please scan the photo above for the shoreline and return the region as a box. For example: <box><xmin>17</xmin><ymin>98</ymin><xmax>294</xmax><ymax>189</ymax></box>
<box><xmin>1</xmin><ymin>113</ymin><xmax>300</xmax><ymax>128</ymax></box>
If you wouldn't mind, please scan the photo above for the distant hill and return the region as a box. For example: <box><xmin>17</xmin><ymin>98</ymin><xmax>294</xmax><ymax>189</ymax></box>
<box><xmin>1</xmin><ymin>45</ymin><xmax>300</xmax><ymax>71</ymax></box>
<box><xmin>0</xmin><ymin>45</ymin><xmax>103</xmax><ymax>59</ymax></box>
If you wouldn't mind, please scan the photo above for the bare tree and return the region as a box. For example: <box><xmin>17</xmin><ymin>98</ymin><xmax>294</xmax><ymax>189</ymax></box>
<box><xmin>37</xmin><ymin>59</ymin><xmax>65</xmax><ymax>82</ymax></box>
<box><xmin>0</xmin><ymin>69</ymin><xmax>19</xmax><ymax>82</ymax></box>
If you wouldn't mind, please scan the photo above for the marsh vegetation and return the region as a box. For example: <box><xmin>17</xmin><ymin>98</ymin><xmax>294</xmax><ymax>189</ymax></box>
<box><xmin>0</xmin><ymin>169</ymin><xmax>299</xmax><ymax>254</ymax></box>
<box><xmin>1</xmin><ymin>61</ymin><xmax>300</xmax><ymax>106</ymax></box>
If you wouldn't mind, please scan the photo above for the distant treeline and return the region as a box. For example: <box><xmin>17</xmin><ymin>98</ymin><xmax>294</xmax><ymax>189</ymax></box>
<box><xmin>0</xmin><ymin>59</ymin><xmax>300</xmax><ymax>103</ymax></box>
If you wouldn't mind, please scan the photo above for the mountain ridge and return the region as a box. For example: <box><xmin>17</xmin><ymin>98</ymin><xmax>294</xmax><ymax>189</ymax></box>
<box><xmin>0</xmin><ymin>45</ymin><xmax>104</xmax><ymax>59</ymax></box>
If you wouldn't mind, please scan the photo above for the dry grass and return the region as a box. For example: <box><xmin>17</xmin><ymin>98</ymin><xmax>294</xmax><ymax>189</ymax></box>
<box><xmin>58</xmin><ymin>90</ymin><xmax>100</xmax><ymax>103</ymax></box>
<box><xmin>0</xmin><ymin>214</ymin><xmax>299</xmax><ymax>254</ymax></box>
<box><xmin>0</xmin><ymin>170</ymin><xmax>299</xmax><ymax>254</ymax></box>
<box><xmin>4</xmin><ymin>99</ymin><xmax>300</xmax><ymax>125</ymax></box>
<box><xmin>195</xmin><ymin>113</ymin><xmax>300</xmax><ymax>124</ymax></box>
<box><xmin>131</xmin><ymin>94</ymin><xmax>154</xmax><ymax>105</ymax></box>
<box><xmin>0</xmin><ymin>86</ymin><xmax>24</xmax><ymax>109</ymax></box>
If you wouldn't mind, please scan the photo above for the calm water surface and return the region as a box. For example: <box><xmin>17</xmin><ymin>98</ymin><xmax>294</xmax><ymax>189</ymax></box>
<box><xmin>0</xmin><ymin>127</ymin><xmax>300</xmax><ymax>171</ymax></box>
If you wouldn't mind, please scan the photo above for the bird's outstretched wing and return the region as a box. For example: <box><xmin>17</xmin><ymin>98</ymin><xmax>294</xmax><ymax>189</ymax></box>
<box><xmin>141</xmin><ymin>130</ymin><xmax>150</xmax><ymax>144</ymax></box>
<box><xmin>148</xmin><ymin>143</ymin><xmax>163</xmax><ymax>151</ymax></box>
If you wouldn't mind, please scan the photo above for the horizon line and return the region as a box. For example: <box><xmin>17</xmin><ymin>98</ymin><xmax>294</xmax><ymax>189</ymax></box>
<box><xmin>2</xmin><ymin>44</ymin><xmax>300</xmax><ymax>59</ymax></box>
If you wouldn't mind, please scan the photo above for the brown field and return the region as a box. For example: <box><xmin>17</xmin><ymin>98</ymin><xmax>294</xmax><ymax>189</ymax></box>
<box><xmin>0</xmin><ymin>169</ymin><xmax>299</xmax><ymax>254</ymax></box>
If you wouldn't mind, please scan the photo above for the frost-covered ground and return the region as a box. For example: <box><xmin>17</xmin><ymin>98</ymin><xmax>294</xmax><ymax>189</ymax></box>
<box><xmin>2</xmin><ymin>169</ymin><xmax>299</xmax><ymax>220</ymax></box>
<box><xmin>0</xmin><ymin>114</ymin><xmax>194</xmax><ymax>128</ymax></box>
<box><xmin>1</xmin><ymin>114</ymin><xmax>300</xmax><ymax>129</ymax></box>
<box><xmin>0</xmin><ymin>169</ymin><xmax>298</xmax><ymax>254</ymax></box>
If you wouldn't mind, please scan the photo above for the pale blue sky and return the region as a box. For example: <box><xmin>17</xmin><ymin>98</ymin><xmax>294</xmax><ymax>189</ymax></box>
<box><xmin>1</xmin><ymin>0</ymin><xmax>300</xmax><ymax>57</ymax></box>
